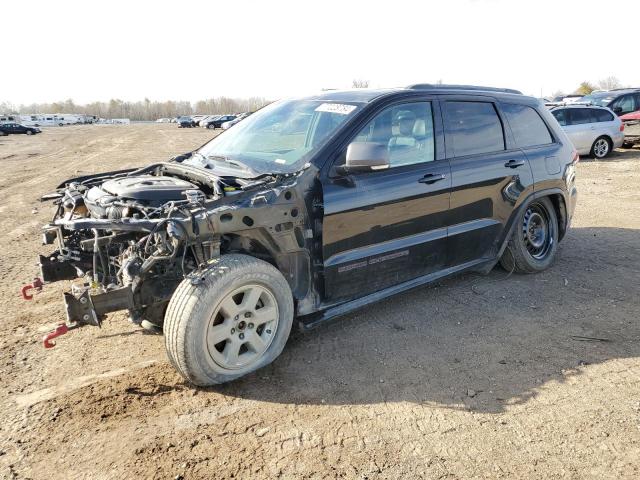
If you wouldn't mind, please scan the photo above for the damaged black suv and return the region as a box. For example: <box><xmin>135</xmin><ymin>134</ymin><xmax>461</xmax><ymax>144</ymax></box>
<box><xmin>36</xmin><ymin>85</ymin><xmax>578</xmax><ymax>385</ymax></box>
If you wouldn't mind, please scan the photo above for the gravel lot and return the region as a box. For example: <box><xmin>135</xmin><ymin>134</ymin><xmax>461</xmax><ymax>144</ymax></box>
<box><xmin>0</xmin><ymin>124</ymin><xmax>638</xmax><ymax>479</ymax></box>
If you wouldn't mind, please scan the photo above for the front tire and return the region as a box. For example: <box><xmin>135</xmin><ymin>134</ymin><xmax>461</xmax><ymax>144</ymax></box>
<box><xmin>591</xmin><ymin>136</ymin><xmax>612</xmax><ymax>158</ymax></box>
<box><xmin>164</xmin><ymin>254</ymin><xmax>294</xmax><ymax>386</ymax></box>
<box><xmin>499</xmin><ymin>197</ymin><xmax>559</xmax><ymax>273</ymax></box>
<box><xmin>26</xmin><ymin>130</ymin><xmax>33</xmax><ymax>135</ymax></box>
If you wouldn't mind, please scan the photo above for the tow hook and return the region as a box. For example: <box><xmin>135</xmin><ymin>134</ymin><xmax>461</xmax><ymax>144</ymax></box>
<box><xmin>21</xmin><ymin>277</ymin><xmax>44</xmax><ymax>300</ymax></box>
<box><xmin>43</xmin><ymin>323</ymin><xmax>77</xmax><ymax>349</ymax></box>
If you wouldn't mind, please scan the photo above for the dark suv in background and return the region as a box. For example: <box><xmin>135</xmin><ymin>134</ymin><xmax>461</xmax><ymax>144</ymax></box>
<box><xmin>578</xmin><ymin>88</ymin><xmax>640</xmax><ymax>116</ymax></box>
<box><xmin>36</xmin><ymin>84</ymin><xmax>578</xmax><ymax>386</ymax></box>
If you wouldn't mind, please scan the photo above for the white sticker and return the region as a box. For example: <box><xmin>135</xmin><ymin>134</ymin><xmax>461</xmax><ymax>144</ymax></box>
<box><xmin>315</xmin><ymin>103</ymin><xmax>357</xmax><ymax>115</ymax></box>
<box><xmin>275</xmin><ymin>158</ymin><xmax>286</xmax><ymax>164</ymax></box>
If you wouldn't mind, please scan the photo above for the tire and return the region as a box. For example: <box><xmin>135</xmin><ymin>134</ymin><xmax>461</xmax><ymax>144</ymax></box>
<box><xmin>591</xmin><ymin>136</ymin><xmax>612</xmax><ymax>159</ymax></box>
<box><xmin>26</xmin><ymin>130</ymin><xmax>33</xmax><ymax>135</ymax></box>
<box><xmin>164</xmin><ymin>254</ymin><xmax>294</xmax><ymax>386</ymax></box>
<box><xmin>207</xmin><ymin>124</ymin><xmax>214</xmax><ymax>129</ymax></box>
<box><xmin>499</xmin><ymin>197</ymin><xmax>559</xmax><ymax>274</ymax></box>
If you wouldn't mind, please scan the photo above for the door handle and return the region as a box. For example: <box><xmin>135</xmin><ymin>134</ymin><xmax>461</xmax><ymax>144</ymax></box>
<box><xmin>504</xmin><ymin>159</ymin><xmax>525</xmax><ymax>168</ymax></box>
<box><xmin>418</xmin><ymin>173</ymin><xmax>446</xmax><ymax>184</ymax></box>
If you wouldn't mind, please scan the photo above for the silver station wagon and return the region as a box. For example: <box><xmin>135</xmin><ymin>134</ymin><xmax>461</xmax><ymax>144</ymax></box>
<box><xmin>549</xmin><ymin>104</ymin><xmax>624</xmax><ymax>158</ymax></box>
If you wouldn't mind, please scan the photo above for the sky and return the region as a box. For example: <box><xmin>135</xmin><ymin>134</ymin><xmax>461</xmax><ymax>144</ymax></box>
<box><xmin>3</xmin><ymin>0</ymin><xmax>639</xmax><ymax>105</ymax></box>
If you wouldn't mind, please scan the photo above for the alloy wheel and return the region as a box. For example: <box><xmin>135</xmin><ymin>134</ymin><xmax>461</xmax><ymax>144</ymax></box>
<box><xmin>205</xmin><ymin>284</ymin><xmax>279</xmax><ymax>370</ymax></box>
<box><xmin>594</xmin><ymin>138</ymin><xmax>609</xmax><ymax>158</ymax></box>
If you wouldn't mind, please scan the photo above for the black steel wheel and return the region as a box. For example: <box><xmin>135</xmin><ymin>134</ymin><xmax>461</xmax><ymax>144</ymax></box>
<box><xmin>500</xmin><ymin>197</ymin><xmax>559</xmax><ymax>273</ymax></box>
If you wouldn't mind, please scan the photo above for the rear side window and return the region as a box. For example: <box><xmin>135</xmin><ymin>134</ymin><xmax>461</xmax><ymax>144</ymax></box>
<box><xmin>569</xmin><ymin>109</ymin><xmax>592</xmax><ymax>125</ymax></box>
<box><xmin>444</xmin><ymin>101</ymin><xmax>505</xmax><ymax>156</ymax></box>
<box><xmin>502</xmin><ymin>103</ymin><xmax>553</xmax><ymax>147</ymax></box>
<box><xmin>592</xmin><ymin>109</ymin><xmax>614</xmax><ymax>123</ymax></box>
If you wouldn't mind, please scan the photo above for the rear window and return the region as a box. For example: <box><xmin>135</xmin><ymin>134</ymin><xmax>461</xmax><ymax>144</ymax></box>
<box><xmin>444</xmin><ymin>101</ymin><xmax>505</xmax><ymax>156</ymax></box>
<box><xmin>502</xmin><ymin>104</ymin><xmax>553</xmax><ymax>147</ymax></box>
<box><xmin>569</xmin><ymin>109</ymin><xmax>592</xmax><ymax>125</ymax></box>
<box><xmin>592</xmin><ymin>109</ymin><xmax>614</xmax><ymax>123</ymax></box>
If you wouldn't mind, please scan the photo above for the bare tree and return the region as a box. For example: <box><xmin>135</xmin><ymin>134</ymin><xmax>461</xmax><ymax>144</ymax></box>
<box><xmin>597</xmin><ymin>76</ymin><xmax>623</xmax><ymax>91</ymax></box>
<box><xmin>352</xmin><ymin>79</ymin><xmax>370</xmax><ymax>89</ymax></box>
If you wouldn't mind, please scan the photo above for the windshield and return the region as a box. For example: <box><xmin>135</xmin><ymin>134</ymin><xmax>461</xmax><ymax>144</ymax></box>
<box><xmin>187</xmin><ymin>99</ymin><xmax>363</xmax><ymax>175</ymax></box>
<box><xmin>578</xmin><ymin>93</ymin><xmax>614</xmax><ymax>107</ymax></box>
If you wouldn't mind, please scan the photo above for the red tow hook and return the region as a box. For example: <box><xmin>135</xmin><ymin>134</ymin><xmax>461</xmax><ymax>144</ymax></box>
<box><xmin>43</xmin><ymin>324</ymin><xmax>70</xmax><ymax>349</ymax></box>
<box><xmin>21</xmin><ymin>277</ymin><xmax>44</xmax><ymax>300</ymax></box>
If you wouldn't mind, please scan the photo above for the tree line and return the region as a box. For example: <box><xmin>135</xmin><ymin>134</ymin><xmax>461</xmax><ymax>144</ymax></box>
<box><xmin>0</xmin><ymin>96</ymin><xmax>271</xmax><ymax>121</ymax></box>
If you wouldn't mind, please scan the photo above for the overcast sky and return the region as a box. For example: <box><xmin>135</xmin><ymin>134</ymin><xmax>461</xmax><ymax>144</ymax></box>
<box><xmin>3</xmin><ymin>0</ymin><xmax>639</xmax><ymax>105</ymax></box>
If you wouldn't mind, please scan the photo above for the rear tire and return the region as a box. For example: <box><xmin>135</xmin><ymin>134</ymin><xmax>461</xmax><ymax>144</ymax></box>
<box><xmin>164</xmin><ymin>254</ymin><xmax>294</xmax><ymax>386</ymax></box>
<box><xmin>499</xmin><ymin>197</ymin><xmax>559</xmax><ymax>274</ymax></box>
<box><xmin>591</xmin><ymin>136</ymin><xmax>612</xmax><ymax>158</ymax></box>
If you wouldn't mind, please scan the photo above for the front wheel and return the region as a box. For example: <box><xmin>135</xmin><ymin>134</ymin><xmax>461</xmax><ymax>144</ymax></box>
<box><xmin>26</xmin><ymin>130</ymin><xmax>33</xmax><ymax>135</ymax></box>
<box><xmin>499</xmin><ymin>197</ymin><xmax>559</xmax><ymax>273</ymax></box>
<box><xmin>164</xmin><ymin>254</ymin><xmax>294</xmax><ymax>386</ymax></box>
<box><xmin>591</xmin><ymin>136</ymin><xmax>612</xmax><ymax>158</ymax></box>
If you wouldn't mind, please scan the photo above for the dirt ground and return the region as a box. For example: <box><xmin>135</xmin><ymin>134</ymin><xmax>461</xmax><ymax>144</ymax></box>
<box><xmin>0</xmin><ymin>124</ymin><xmax>638</xmax><ymax>480</ymax></box>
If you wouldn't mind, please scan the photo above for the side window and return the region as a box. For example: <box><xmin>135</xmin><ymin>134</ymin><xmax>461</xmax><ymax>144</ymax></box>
<box><xmin>552</xmin><ymin>109</ymin><xmax>568</xmax><ymax>126</ymax></box>
<box><xmin>444</xmin><ymin>101</ymin><xmax>505</xmax><ymax>157</ymax></box>
<box><xmin>568</xmin><ymin>109</ymin><xmax>592</xmax><ymax>125</ymax></box>
<box><xmin>349</xmin><ymin>102</ymin><xmax>435</xmax><ymax>167</ymax></box>
<box><xmin>593</xmin><ymin>109</ymin><xmax>614</xmax><ymax>123</ymax></box>
<box><xmin>611</xmin><ymin>95</ymin><xmax>636</xmax><ymax>115</ymax></box>
<box><xmin>502</xmin><ymin>103</ymin><xmax>553</xmax><ymax>147</ymax></box>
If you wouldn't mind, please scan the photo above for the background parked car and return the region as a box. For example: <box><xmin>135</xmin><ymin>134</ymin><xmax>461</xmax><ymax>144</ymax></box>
<box><xmin>551</xmin><ymin>94</ymin><xmax>584</xmax><ymax>104</ymax></box>
<box><xmin>221</xmin><ymin>112</ymin><xmax>253</xmax><ymax>129</ymax></box>
<box><xmin>0</xmin><ymin>123</ymin><xmax>42</xmax><ymax>136</ymax></box>
<box><xmin>577</xmin><ymin>88</ymin><xmax>640</xmax><ymax>116</ymax></box>
<box><xmin>550</xmin><ymin>105</ymin><xmax>623</xmax><ymax>158</ymax></box>
<box><xmin>198</xmin><ymin>115</ymin><xmax>218</xmax><ymax>127</ymax></box>
<box><xmin>205</xmin><ymin>115</ymin><xmax>236</xmax><ymax>129</ymax></box>
<box><xmin>620</xmin><ymin>110</ymin><xmax>640</xmax><ymax>148</ymax></box>
<box><xmin>177</xmin><ymin>116</ymin><xmax>195</xmax><ymax>128</ymax></box>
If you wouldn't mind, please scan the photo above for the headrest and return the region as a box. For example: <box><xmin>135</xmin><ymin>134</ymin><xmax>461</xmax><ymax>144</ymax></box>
<box><xmin>413</xmin><ymin>119</ymin><xmax>426</xmax><ymax>136</ymax></box>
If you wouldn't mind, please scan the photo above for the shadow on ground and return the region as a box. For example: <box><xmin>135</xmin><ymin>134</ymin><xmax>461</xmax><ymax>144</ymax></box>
<box><xmin>192</xmin><ymin>226</ymin><xmax>640</xmax><ymax>413</ymax></box>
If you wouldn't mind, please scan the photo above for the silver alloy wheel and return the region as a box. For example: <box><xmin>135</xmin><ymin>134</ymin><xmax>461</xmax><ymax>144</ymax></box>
<box><xmin>594</xmin><ymin>138</ymin><xmax>609</xmax><ymax>158</ymax></box>
<box><xmin>204</xmin><ymin>284</ymin><xmax>279</xmax><ymax>370</ymax></box>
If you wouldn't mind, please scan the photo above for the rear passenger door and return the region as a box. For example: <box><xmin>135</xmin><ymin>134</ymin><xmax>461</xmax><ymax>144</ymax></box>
<box><xmin>564</xmin><ymin>108</ymin><xmax>594</xmax><ymax>152</ymax></box>
<box><xmin>442</xmin><ymin>97</ymin><xmax>533</xmax><ymax>266</ymax></box>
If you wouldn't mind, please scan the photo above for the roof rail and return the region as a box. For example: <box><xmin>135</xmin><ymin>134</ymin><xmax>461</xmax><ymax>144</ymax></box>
<box><xmin>406</xmin><ymin>83</ymin><xmax>523</xmax><ymax>95</ymax></box>
<box><xmin>609</xmin><ymin>87</ymin><xmax>640</xmax><ymax>91</ymax></box>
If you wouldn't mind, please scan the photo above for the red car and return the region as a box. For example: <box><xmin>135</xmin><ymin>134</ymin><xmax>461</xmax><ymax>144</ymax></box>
<box><xmin>620</xmin><ymin>110</ymin><xmax>640</xmax><ymax>148</ymax></box>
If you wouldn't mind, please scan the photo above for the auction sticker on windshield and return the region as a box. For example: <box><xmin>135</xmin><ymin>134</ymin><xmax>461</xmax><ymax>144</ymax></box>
<box><xmin>315</xmin><ymin>103</ymin><xmax>357</xmax><ymax>115</ymax></box>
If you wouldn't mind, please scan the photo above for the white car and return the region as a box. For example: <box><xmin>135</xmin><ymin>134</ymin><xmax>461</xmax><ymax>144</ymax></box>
<box><xmin>549</xmin><ymin>105</ymin><xmax>624</xmax><ymax>158</ymax></box>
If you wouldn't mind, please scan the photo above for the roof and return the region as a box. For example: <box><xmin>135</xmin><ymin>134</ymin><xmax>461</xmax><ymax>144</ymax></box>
<box><xmin>306</xmin><ymin>84</ymin><xmax>527</xmax><ymax>104</ymax></box>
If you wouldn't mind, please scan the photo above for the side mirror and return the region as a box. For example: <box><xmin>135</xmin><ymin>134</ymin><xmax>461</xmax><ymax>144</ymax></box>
<box><xmin>337</xmin><ymin>142</ymin><xmax>390</xmax><ymax>174</ymax></box>
<box><xmin>613</xmin><ymin>107</ymin><xmax>623</xmax><ymax>114</ymax></box>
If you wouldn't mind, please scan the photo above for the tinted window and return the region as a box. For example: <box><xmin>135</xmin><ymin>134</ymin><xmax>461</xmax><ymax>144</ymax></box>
<box><xmin>610</xmin><ymin>94</ymin><xmax>637</xmax><ymax>115</ymax></box>
<box><xmin>444</xmin><ymin>102</ymin><xmax>504</xmax><ymax>156</ymax></box>
<box><xmin>569</xmin><ymin>109</ymin><xmax>592</xmax><ymax>125</ymax></box>
<box><xmin>552</xmin><ymin>109</ymin><xmax>568</xmax><ymax>126</ymax></box>
<box><xmin>349</xmin><ymin>101</ymin><xmax>435</xmax><ymax>167</ymax></box>
<box><xmin>502</xmin><ymin>103</ymin><xmax>552</xmax><ymax>147</ymax></box>
<box><xmin>592</xmin><ymin>109</ymin><xmax>614</xmax><ymax>123</ymax></box>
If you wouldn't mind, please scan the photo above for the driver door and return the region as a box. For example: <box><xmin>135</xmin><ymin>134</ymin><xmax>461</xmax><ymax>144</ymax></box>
<box><xmin>321</xmin><ymin>100</ymin><xmax>451</xmax><ymax>302</ymax></box>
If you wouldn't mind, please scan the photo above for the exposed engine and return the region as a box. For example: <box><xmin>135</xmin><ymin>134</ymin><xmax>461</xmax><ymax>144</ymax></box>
<box><xmin>38</xmin><ymin>162</ymin><xmax>272</xmax><ymax>330</ymax></box>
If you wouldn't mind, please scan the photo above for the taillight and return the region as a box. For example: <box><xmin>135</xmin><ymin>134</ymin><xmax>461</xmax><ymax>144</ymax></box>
<box><xmin>571</xmin><ymin>150</ymin><xmax>579</xmax><ymax>164</ymax></box>
<box><xmin>620</xmin><ymin>123</ymin><xmax>625</xmax><ymax>132</ymax></box>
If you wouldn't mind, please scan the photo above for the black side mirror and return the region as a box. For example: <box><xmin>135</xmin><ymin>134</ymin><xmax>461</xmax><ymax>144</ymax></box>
<box><xmin>336</xmin><ymin>142</ymin><xmax>390</xmax><ymax>175</ymax></box>
<box><xmin>613</xmin><ymin>107</ymin><xmax>623</xmax><ymax>114</ymax></box>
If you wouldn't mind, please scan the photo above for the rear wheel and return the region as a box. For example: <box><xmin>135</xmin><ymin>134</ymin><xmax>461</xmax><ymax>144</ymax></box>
<box><xmin>499</xmin><ymin>197</ymin><xmax>559</xmax><ymax>273</ymax></box>
<box><xmin>591</xmin><ymin>136</ymin><xmax>612</xmax><ymax>158</ymax></box>
<box><xmin>164</xmin><ymin>254</ymin><xmax>294</xmax><ymax>386</ymax></box>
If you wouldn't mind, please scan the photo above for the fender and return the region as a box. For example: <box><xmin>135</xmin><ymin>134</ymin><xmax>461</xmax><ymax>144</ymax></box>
<box><xmin>495</xmin><ymin>187</ymin><xmax>570</xmax><ymax>263</ymax></box>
